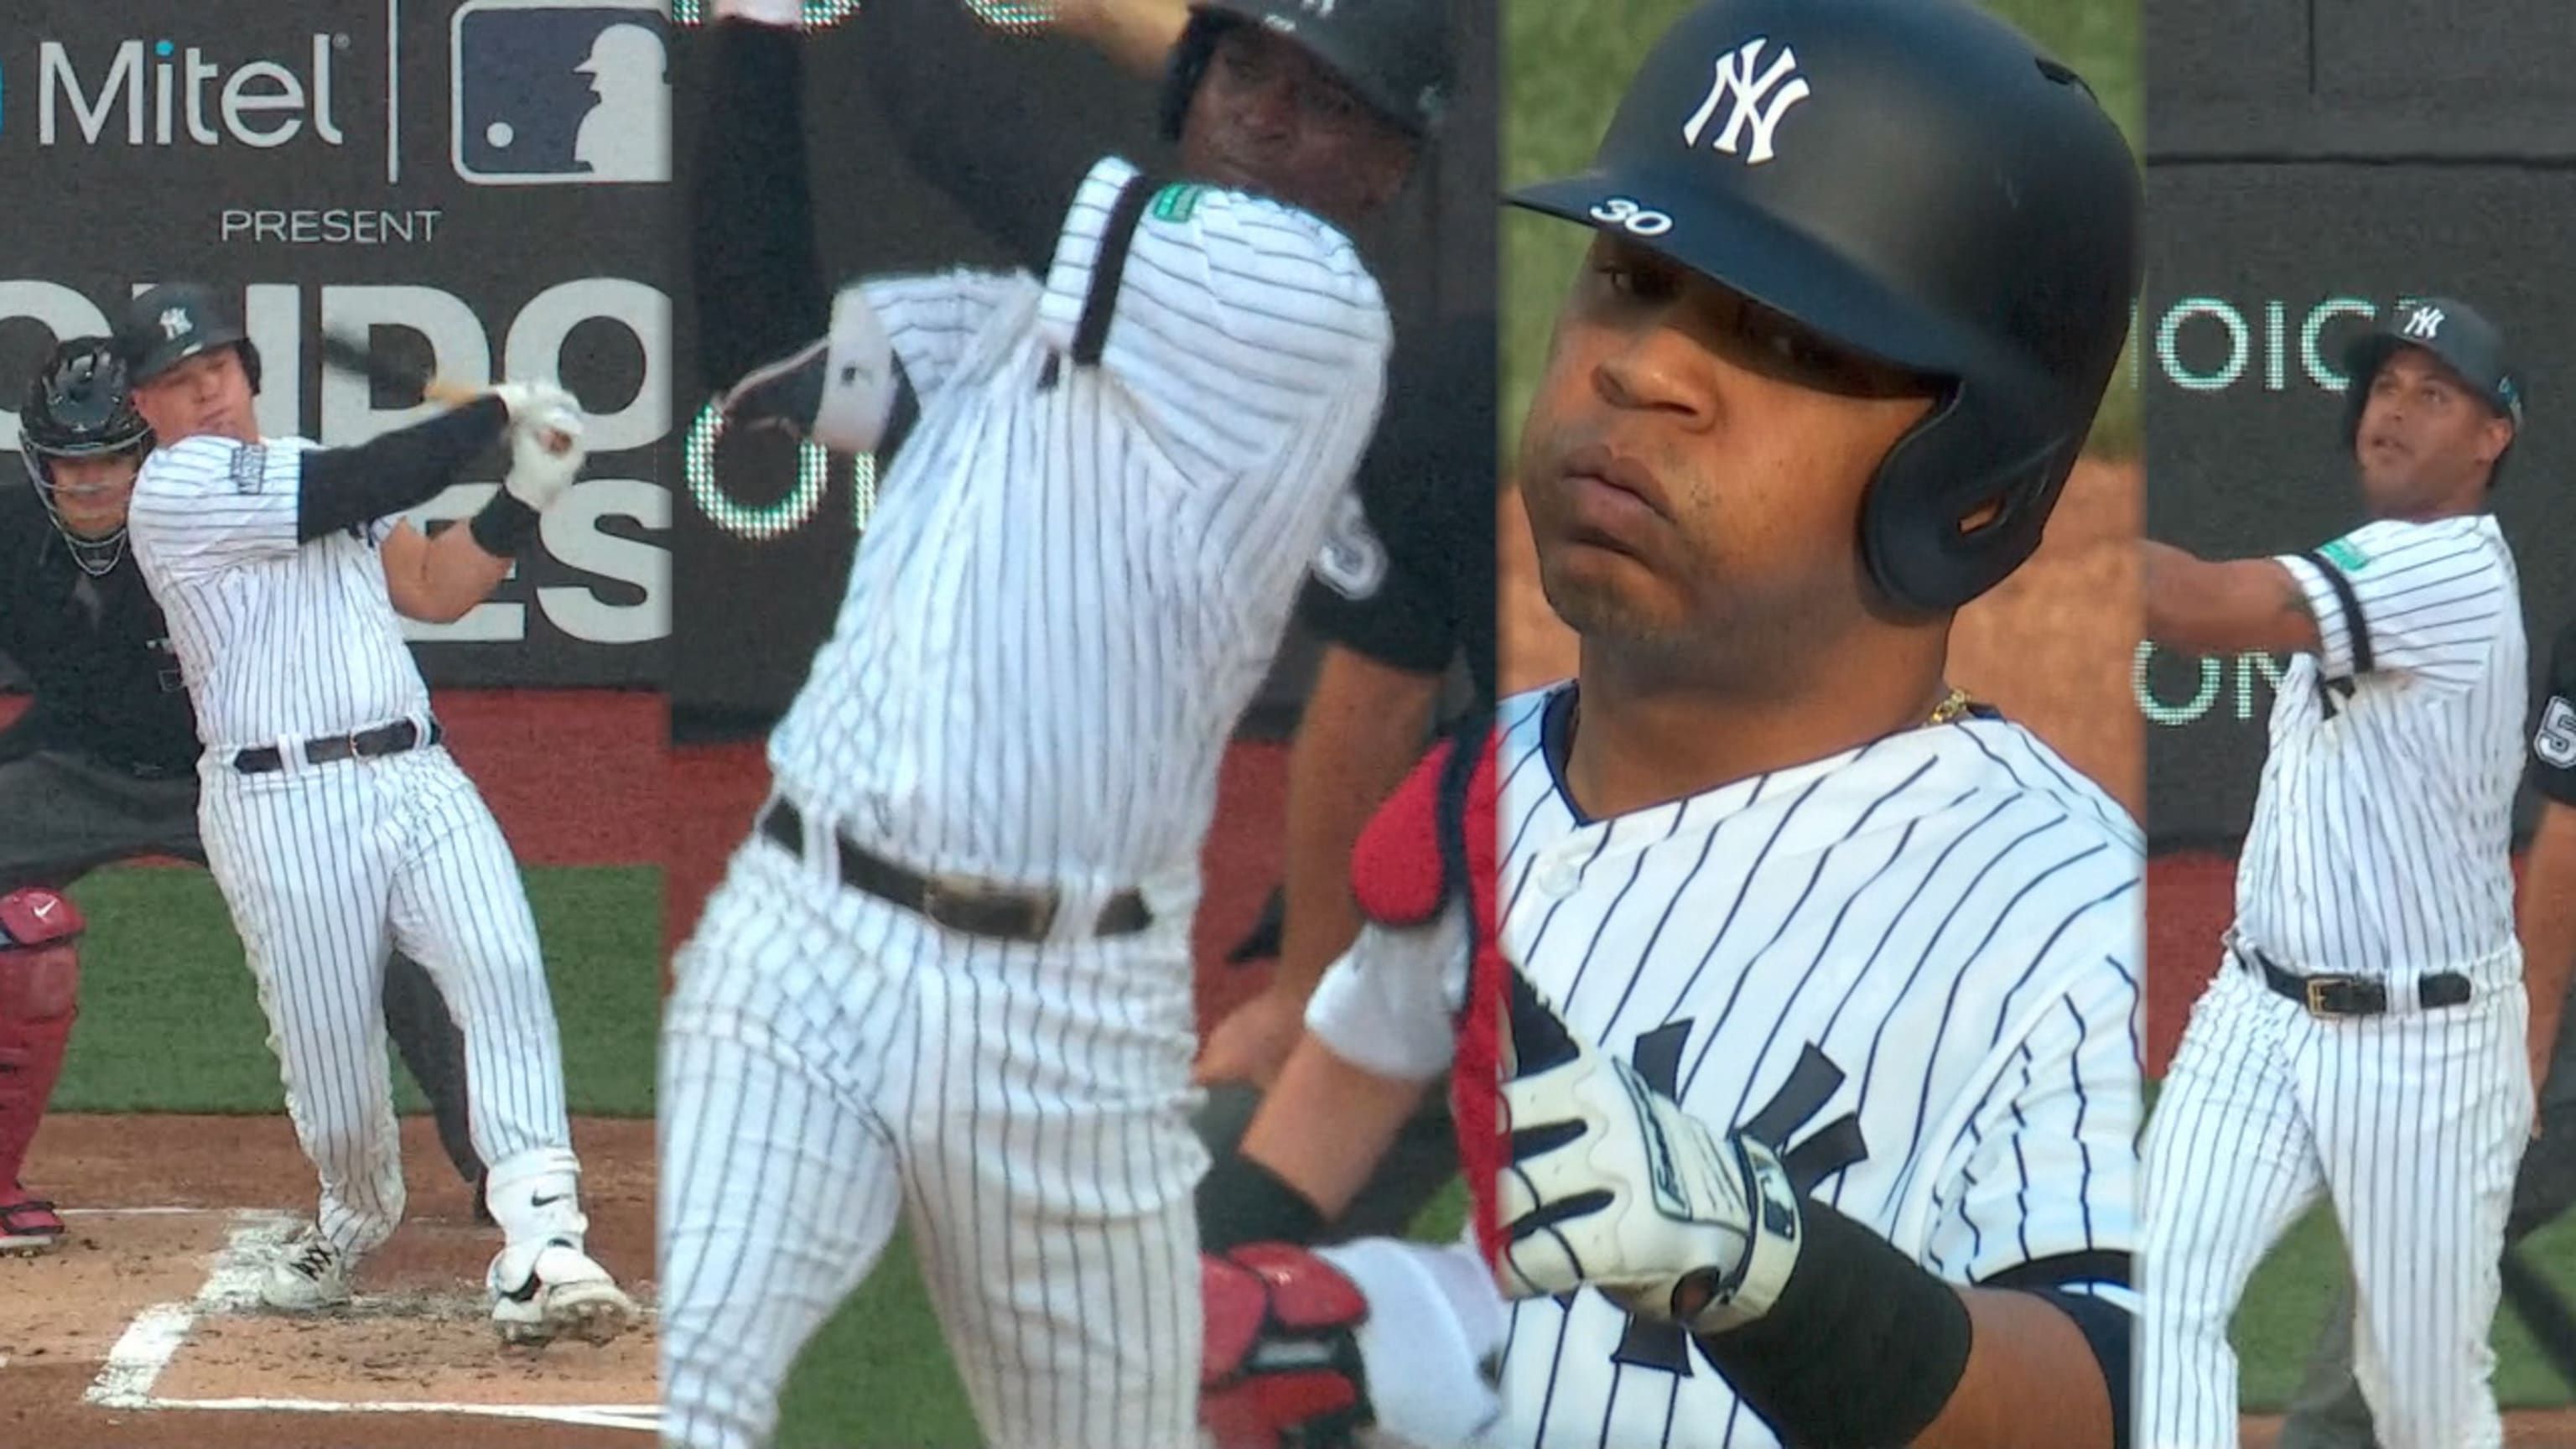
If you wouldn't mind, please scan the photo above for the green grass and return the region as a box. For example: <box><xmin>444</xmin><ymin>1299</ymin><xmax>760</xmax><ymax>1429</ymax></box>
<box><xmin>54</xmin><ymin>865</ymin><xmax>661</xmax><ymax>1119</ymax></box>
<box><xmin>1502</xmin><ymin>0</ymin><xmax>2143</xmax><ymax>468</ymax></box>
<box><xmin>2235</xmin><ymin>1204</ymin><xmax>2576</xmax><ymax>1410</ymax></box>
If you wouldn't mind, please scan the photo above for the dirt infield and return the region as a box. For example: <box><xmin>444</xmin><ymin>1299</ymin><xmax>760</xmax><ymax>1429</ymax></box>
<box><xmin>0</xmin><ymin>1115</ymin><xmax>653</xmax><ymax>1446</ymax></box>
<box><xmin>2241</xmin><ymin>1411</ymin><xmax>2576</xmax><ymax>1446</ymax></box>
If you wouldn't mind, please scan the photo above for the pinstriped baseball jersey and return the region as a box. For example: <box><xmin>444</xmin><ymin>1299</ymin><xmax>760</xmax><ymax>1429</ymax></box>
<box><xmin>1308</xmin><ymin>685</ymin><xmax>2143</xmax><ymax>1448</ymax></box>
<box><xmin>2237</xmin><ymin>514</ymin><xmax>2526</xmax><ymax>974</ymax></box>
<box><xmin>124</xmin><ymin>435</ymin><xmax>428</xmax><ymax>754</ymax></box>
<box><xmin>2532</xmin><ymin>615</ymin><xmax>2576</xmax><ymax>805</ymax></box>
<box><xmin>764</xmin><ymin>154</ymin><xmax>1393</xmax><ymax>886</ymax></box>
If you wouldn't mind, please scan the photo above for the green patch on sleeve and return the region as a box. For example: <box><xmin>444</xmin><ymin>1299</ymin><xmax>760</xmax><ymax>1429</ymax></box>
<box><xmin>2319</xmin><ymin>536</ymin><xmax>2373</xmax><ymax>574</ymax></box>
<box><xmin>1150</xmin><ymin>183</ymin><xmax>1208</xmax><ymax>225</ymax></box>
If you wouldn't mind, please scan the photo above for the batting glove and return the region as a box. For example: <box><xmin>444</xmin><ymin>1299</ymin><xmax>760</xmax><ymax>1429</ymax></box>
<box><xmin>501</xmin><ymin>401</ymin><xmax>586</xmax><ymax>513</ymax></box>
<box><xmin>488</xmin><ymin>380</ymin><xmax>575</xmax><ymax>425</ymax></box>
<box><xmin>1497</xmin><ymin>972</ymin><xmax>1804</xmax><ymax>1336</ymax></box>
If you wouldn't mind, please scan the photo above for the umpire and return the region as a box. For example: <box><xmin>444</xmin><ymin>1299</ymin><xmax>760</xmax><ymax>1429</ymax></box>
<box><xmin>0</xmin><ymin>337</ymin><xmax>486</xmax><ymax>1252</ymax></box>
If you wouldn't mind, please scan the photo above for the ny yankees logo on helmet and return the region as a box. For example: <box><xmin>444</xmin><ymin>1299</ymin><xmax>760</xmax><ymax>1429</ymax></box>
<box><xmin>1681</xmin><ymin>37</ymin><xmax>1810</xmax><ymax>165</ymax></box>
<box><xmin>2402</xmin><ymin>304</ymin><xmax>2445</xmax><ymax>340</ymax></box>
<box><xmin>158</xmin><ymin>308</ymin><xmax>194</xmax><ymax>341</ymax></box>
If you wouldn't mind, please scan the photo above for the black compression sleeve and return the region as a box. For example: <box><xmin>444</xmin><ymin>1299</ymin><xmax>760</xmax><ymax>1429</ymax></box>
<box><xmin>1197</xmin><ymin>1149</ymin><xmax>1327</xmax><ymax>1253</ymax></box>
<box><xmin>690</xmin><ymin>20</ymin><xmax>828</xmax><ymax>392</ymax></box>
<box><xmin>296</xmin><ymin>397</ymin><xmax>508</xmax><ymax>543</ymax></box>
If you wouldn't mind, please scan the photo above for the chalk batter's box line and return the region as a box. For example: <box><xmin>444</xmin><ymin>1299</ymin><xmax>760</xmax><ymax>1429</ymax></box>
<box><xmin>78</xmin><ymin>1208</ymin><xmax>660</xmax><ymax>1434</ymax></box>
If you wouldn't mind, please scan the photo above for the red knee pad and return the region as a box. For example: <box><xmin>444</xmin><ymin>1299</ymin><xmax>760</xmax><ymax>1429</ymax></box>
<box><xmin>0</xmin><ymin>889</ymin><xmax>84</xmax><ymax>1182</ymax></box>
<box><xmin>1201</xmin><ymin>1244</ymin><xmax>1375</xmax><ymax>1449</ymax></box>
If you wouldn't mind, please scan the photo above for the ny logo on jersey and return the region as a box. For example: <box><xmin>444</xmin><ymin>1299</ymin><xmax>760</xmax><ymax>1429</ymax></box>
<box><xmin>159</xmin><ymin>308</ymin><xmax>195</xmax><ymax>341</ymax></box>
<box><xmin>2400</xmin><ymin>304</ymin><xmax>2445</xmax><ymax>340</ymax></box>
<box><xmin>1680</xmin><ymin>37</ymin><xmax>1810</xmax><ymax>167</ymax></box>
<box><xmin>1576</xmin><ymin>1022</ymin><xmax>1867</xmax><ymax>1377</ymax></box>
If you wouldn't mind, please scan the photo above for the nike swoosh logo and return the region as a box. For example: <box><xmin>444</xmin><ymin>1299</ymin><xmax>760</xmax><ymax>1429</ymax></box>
<box><xmin>31</xmin><ymin>901</ymin><xmax>53</xmax><ymax>919</ymax></box>
<box><xmin>532</xmin><ymin>1192</ymin><xmax>567</xmax><ymax>1208</ymax></box>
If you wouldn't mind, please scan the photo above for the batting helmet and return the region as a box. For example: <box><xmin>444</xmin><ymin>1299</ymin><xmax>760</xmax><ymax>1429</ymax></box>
<box><xmin>113</xmin><ymin>283</ymin><xmax>264</xmax><ymax>394</ymax></box>
<box><xmin>19</xmin><ymin>336</ymin><xmax>153</xmax><ymax>577</ymax></box>
<box><xmin>1158</xmin><ymin>0</ymin><xmax>1453</xmax><ymax>143</ymax></box>
<box><xmin>1509</xmin><ymin>0</ymin><xmax>2142</xmax><ymax>615</ymax></box>
<box><xmin>2341</xmin><ymin>295</ymin><xmax>2521</xmax><ymax>486</ymax></box>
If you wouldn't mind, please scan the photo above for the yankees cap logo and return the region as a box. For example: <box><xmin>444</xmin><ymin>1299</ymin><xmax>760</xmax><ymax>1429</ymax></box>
<box><xmin>1681</xmin><ymin>36</ymin><xmax>1810</xmax><ymax>166</ymax></box>
<box><xmin>159</xmin><ymin>308</ymin><xmax>195</xmax><ymax>341</ymax></box>
<box><xmin>2401</xmin><ymin>304</ymin><xmax>2444</xmax><ymax>340</ymax></box>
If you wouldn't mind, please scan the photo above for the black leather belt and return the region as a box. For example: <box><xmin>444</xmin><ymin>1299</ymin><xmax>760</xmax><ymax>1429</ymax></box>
<box><xmin>758</xmin><ymin>797</ymin><xmax>1151</xmax><ymax>943</ymax></box>
<box><xmin>2246</xmin><ymin>948</ymin><xmax>2473</xmax><ymax>1017</ymax></box>
<box><xmin>233</xmin><ymin>718</ymin><xmax>441</xmax><ymax>776</ymax></box>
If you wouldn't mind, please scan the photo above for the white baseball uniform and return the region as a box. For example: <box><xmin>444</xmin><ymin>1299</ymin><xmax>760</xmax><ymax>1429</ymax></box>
<box><xmin>124</xmin><ymin>433</ymin><xmax>601</xmax><ymax>1264</ymax></box>
<box><xmin>1306</xmin><ymin>684</ymin><xmax>2145</xmax><ymax>1447</ymax></box>
<box><xmin>2141</xmin><ymin>514</ymin><xmax>2531</xmax><ymax>1449</ymax></box>
<box><xmin>658</xmin><ymin>155</ymin><xmax>1392</xmax><ymax>1449</ymax></box>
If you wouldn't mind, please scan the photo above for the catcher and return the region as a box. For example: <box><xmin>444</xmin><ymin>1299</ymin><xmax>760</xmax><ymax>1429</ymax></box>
<box><xmin>0</xmin><ymin>336</ymin><xmax>484</xmax><ymax>1251</ymax></box>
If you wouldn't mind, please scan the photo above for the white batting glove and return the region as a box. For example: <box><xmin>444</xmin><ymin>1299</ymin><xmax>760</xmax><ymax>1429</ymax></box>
<box><xmin>502</xmin><ymin>402</ymin><xmax>586</xmax><ymax>512</ymax></box>
<box><xmin>1497</xmin><ymin>973</ymin><xmax>1805</xmax><ymax>1336</ymax></box>
<box><xmin>488</xmin><ymin>380</ymin><xmax>575</xmax><ymax>425</ymax></box>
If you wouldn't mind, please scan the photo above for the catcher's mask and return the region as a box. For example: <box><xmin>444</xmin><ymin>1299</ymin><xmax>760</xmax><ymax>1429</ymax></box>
<box><xmin>19</xmin><ymin>335</ymin><xmax>153</xmax><ymax>578</ymax></box>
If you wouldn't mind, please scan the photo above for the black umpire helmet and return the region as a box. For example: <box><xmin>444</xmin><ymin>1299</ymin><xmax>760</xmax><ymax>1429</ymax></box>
<box><xmin>1510</xmin><ymin>0</ymin><xmax>2143</xmax><ymax>616</ymax></box>
<box><xmin>1159</xmin><ymin>0</ymin><xmax>1453</xmax><ymax>143</ymax></box>
<box><xmin>2340</xmin><ymin>295</ymin><xmax>2521</xmax><ymax>487</ymax></box>
<box><xmin>19</xmin><ymin>335</ymin><xmax>153</xmax><ymax>576</ymax></box>
<box><xmin>114</xmin><ymin>282</ymin><xmax>264</xmax><ymax>394</ymax></box>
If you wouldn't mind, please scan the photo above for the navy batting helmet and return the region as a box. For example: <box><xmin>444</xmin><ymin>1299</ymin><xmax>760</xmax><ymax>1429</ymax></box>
<box><xmin>19</xmin><ymin>335</ymin><xmax>153</xmax><ymax>576</ymax></box>
<box><xmin>1509</xmin><ymin>0</ymin><xmax>2143</xmax><ymax>615</ymax></box>
<box><xmin>1159</xmin><ymin>0</ymin><xmax>1453</xmax><ymax>143</ymax></box>
<box><xmin>2341</xmin><ymin>295</ymin><xmax>2521</xmax><ymax>486</ymax></box>
<box><xmin>114</xmin><ymin>283</ymin><xmax>264</xmax><ymax>394</ymax></box>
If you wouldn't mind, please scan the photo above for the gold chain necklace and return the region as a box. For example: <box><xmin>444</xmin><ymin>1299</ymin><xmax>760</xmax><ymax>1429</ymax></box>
<box><xmin>1925</xmin><ymin>687</ymin><xmax>1976</xmax><ymax>727</ymax></box>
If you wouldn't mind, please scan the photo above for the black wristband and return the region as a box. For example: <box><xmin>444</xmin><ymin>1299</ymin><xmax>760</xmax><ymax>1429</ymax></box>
<box><xmin>1196</xmin><ymin>1148</ymin><xmax>1326</xmax><ymax>1253</ymax></box>
<box><xmin>1695</xmin><ymin>1197</ymin><xmax>1974</xmax><ymax>1449</ymax></box>
<box><xmin>467</xmin><ymin>490</ymin><xmax>542</xmax><ymax>558</ymax></box>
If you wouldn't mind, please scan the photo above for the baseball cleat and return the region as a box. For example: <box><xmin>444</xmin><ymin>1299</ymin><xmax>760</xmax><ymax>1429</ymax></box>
<box><xmin>262</xmin><ymin>1228</ymin><xmax>356</xmax><ymax>1310</ymax></box>
<box><xmin>489</xmin><ymin>1239</ymin><xmax>637</xmax><ymax>1348</ymax></box>
<box><xmin>0</xmin><ymin>1185</ymin><xmax>65</xmax><ymax>1255</ymax></box>
<box><xmin>716</xmin><ymin>338</ymin><xmax>827</xmax><ymax>440</ymax></box>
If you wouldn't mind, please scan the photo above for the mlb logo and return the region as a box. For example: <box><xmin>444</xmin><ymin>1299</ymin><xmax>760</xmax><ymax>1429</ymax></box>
<box><xmin>451</xmin><ymin>0</ymin><xmax>670</xmax><ymax>186</ymax></box>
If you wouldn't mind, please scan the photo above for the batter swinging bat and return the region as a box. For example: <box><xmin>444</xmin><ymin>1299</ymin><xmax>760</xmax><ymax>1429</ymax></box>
<box><xmin>317</xmin><ymin>330</ymin><xmax>576</xmax><ymax>454</ymax></box>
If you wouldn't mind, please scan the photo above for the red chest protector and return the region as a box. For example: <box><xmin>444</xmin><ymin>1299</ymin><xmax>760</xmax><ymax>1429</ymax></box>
<box><xmin>1347</xmin><ymin>722</ymin><xmax>1504</xmax><ymax>1272</ymax></box>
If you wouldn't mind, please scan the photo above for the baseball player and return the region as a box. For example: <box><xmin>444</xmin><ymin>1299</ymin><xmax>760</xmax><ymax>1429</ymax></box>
<box><xmin>0</xmin><ymin>336</ymin><xmax>486</xmax><ymax>1254</ymax></box>
<box><xmin>2137</xmin><ymin>297</ymin><xmax>2531</xmax><ymax>1448</ymax></box>
<box><xmin>112</xmin><ymin>283</ymin><xmax>636</xmax><ymax>1346</ymax></box>
<box><xmin>657</xmin><ymin>1</ymin><xmax>1443</xmax><ymax>1444</ymax></box>
<box><xmin>2272</xmin><ymin>608</ymin><xmax>2576</xmax><ymax>1446</ymax></box>
<box><xmin>1192</xmin><ymin>2</ymin><xmax>2149</xmax><ymax>1446</ymax></box>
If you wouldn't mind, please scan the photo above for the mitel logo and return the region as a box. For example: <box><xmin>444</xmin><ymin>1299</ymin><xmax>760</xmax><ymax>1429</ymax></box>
<box><xmin>451</xmin><ymin>0</ymin><xmax>669</xmax><ymax>186</ymax></box>
<box><xmin>22</xmin><ymin>35</ymin><xmax>347</xmax><ymax>148</ymax></box>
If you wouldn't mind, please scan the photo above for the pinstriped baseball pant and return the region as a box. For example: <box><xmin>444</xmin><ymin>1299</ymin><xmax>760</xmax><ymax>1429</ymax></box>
<box><xmin>659</xmin><ymin>823</ymin><xmax>1208</xmax><ymax>1449</ymax></box>
<box><xmin>199</xmin><ymin>747</ymin><xmax>575</xmax><ymax>1258</ymax></box>
<box><xmin>2140</xmin><ymin>957</ymin><xmax>2531</xmax><ymax>1449</ymax></box>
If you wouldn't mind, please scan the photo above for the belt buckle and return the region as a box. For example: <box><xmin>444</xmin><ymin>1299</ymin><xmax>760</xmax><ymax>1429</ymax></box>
<box><xmin>2303</xmin><ymin>974</ymin><xmax>2361</xmax><ymax>1017</ymax></box>
<box><xmin>920</xmin><ymin>871</ymin><xmax>1054</xmax><ymax>941</ymax></box>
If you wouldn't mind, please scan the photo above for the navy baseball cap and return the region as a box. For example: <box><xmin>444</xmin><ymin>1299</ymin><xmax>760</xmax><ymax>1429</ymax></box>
<box><xmin>2344</xmin><ymin>295</ymin><xmax>2523</xmax><ymax>429</ymax></box>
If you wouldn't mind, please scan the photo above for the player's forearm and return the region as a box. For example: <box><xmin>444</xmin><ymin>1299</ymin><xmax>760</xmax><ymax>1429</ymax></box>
<box><xmin>1906</xmin><ymin>1287</ymin><xmax>2119</xmax><ymax>1449</ymax></box>
<box><xmin>395</xmin><ymin>522</ymin><xmax>514</xmax><ymax>625</ymax></box>
<box><xmin>298</xmin><ymin>398</ymin><xmax>509</xmax><ymax>543</ymax></box>
<box><xmin>691</xmin><ymin>18</ymin><xmax>829</xmax><ymax>388</ymax></box>
<box><xmin>1272</xmin><ymin>650</ymin><xmax>1444</xmax><ymax>1001</ymax></box>
<box><xmin>2140</xmin><ymin>538</ymin><xmax>2319</xmax><ymax>657</ymax></box>
<box><xmin>2521</xmin><ymin>802</ymin><xmax>2576</xmax><ymax>1061</ymax></box>
<box><xmin>1052</xmin><ymin>0</ymin><xmax>1192</xmax><ymax>76</ymax></box>
<box><xmin>1225</xmin><ymin>1032</ymin><xmax>1433</xmax><ymax>1228</ymax></box>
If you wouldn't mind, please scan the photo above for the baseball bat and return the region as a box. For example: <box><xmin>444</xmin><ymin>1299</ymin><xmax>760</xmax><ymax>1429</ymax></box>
<box><xmin>317</xmin><ymin>330</ymin><xmax>575</xmax><ymax>455</ymax></box>
<box><xmin>316</xmin><ymin>330</ymin><xmax>482</xmax><ymax>409</ymax></box>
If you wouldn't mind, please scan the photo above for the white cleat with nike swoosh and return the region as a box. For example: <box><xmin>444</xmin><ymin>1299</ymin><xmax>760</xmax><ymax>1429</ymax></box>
<box><xmin>487</xmin><ymin>1237</ymin><xmax>637</xmax><ymax>1347</ymax></box>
